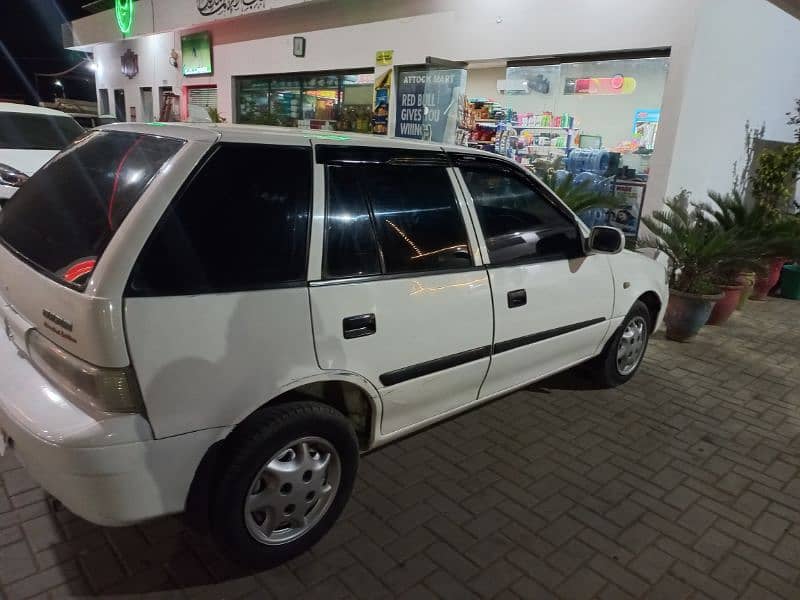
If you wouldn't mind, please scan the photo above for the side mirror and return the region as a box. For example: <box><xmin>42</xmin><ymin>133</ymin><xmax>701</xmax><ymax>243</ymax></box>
<box><xmin>589</xmin><ymin>226</ymin><xmax>625</xmax><ymax>254</ymax></box>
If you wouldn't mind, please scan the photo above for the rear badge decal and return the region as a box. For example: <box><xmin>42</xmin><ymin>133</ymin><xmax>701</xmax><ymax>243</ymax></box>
<box><xmin>42</xmin><ymin>309</ymin><xmax>72</xmax><ymax>332</ymax></box>
<box><xmin>42</xmin><ymin>309</ymin><xmax>77</xmax><ymax>344</ymax></box>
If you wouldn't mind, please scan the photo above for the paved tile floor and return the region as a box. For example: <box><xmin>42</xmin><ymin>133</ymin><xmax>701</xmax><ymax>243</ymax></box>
<box><xmin>3</xmin><ymin>298</ymin><xmax>800</xmax><ymax>599</ymax></box>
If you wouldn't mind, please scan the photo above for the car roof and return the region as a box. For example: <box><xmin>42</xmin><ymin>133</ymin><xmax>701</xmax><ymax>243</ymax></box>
<box><xmin>0</xmin><ymin>102</ymin><xmax>79</xmax><ymax>118</ymax></box>
<box><xmin>99</xmin><ymin>121</ymin><xmax>487</xmax><ymax>155</ymax></box>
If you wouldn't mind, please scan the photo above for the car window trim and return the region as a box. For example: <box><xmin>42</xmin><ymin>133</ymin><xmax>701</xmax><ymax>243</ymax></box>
<box><xmin>125</xmin><ymin>142</ymin><xmax>314</xmax><ymax>298</ymax></box>
<box><xmin>316</xmin><ymin>144</ymin><xmax>450</xmax><ymax>166</ymax></box>
<box><xmin>309</xmin><ymin>265</ymin><xmax>488</xmax><ymax>287</ymax></box>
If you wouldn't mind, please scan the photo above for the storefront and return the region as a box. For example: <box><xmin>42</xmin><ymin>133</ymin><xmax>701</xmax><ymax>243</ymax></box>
<box><xmin>458</xmin><ymin>53</ymin><xmax>671</xmax><ymax>236</ymax></box>
<box><xmin>66</xmin><ymin>0</ymin><xmax>800</xmax><ymax>222</ymax></box>
<box><xmin>236</xmin><ymin>70</ymin><xmax>374</xmax><ymax>132</ymax></box>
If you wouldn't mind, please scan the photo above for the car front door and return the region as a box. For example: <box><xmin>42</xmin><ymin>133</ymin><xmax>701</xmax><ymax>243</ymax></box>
<box><xmin>308</xmin><ymin>146</ymin><xmax>493</xmax><ymax>436</ymax></box>
<box><xmin>452</xmin><ymin>155</ymin><xmax>615</xmax><ymax>399</ymax></box>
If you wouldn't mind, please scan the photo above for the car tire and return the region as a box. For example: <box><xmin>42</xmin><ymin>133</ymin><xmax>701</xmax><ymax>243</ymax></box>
<box><xmin>210</xmin><ymin>401</ymin><xmax>359</xmax><ymax>570</ymax></box>
<box><xmin>592</xmin><ymin>300</ymin><xmax>651</xmax><ymax>388</ymax></box>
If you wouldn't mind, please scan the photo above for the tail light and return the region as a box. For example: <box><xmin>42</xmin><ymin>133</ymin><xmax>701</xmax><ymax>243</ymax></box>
<box><xmin>26</xmin><ymin>330</ymin><xmax>144</xmax><ymax>415</ymax></box>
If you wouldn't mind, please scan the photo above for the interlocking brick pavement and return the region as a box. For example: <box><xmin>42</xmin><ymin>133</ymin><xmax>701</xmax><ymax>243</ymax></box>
<box><xmin>2</xmin><ymin>298</ymin><xmax>800</xmax><ymax>599</ymax></box>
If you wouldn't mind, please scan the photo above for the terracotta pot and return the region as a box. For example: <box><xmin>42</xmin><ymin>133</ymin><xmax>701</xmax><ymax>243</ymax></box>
<box><xmin>707</xmin><ymin>284</ymin><xmax>744</xmax><ymax>325</ymax></box>
<box><xmin>665</xmin><ymin>289</ymin><xmax>723</xmax><ymax>342</ymax></box>
<box><xmin>735</xmin><ymin>271</ymin><xmax>755</xmax><ymax>311</ymax></box>
<box><xmin>751</xmin><ymin>258</ymin><xmax>786</xmax><ymax>301</ymax></box>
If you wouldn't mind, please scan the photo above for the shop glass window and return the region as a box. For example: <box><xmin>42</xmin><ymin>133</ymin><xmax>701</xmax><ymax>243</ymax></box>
<box><xmin>461</xmin><ymin>166</ymin><xmax>582</xmax><ymax>264</ymax></box>
<box><xmin>129</xmin><ymin>144</ymin><xmax>312</xmax><ymax>296</ymax></box>
<box><xmin>236</xmin><ymin>71</ymin><xmax>374</xmax><ymax>133</ymax></box>
<box><xmin>270</xmin><ymin>77</ymin><xmax>302</xmax><ymax>127</ymax></box>
<box><xmin>324</xmin><ymin>165</ymin><xmax>381</xmax><ymax>279</ymax></box>
<box><xmin>339</xmin><ymin>73</ymin><xmax>375</xmax><ymax>133</ymax></box>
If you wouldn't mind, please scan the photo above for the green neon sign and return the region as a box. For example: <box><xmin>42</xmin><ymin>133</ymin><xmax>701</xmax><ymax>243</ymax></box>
<box><xmin>115</xmin><ymin>0</ymin><xmax>134</xmax><ymax>36</ymax></box>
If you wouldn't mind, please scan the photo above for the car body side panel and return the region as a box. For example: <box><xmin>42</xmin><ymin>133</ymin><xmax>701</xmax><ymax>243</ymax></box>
<box><xmin>608</xmin><ymin>249</ymin><xmax>669</xmax><ymax>328</ymax></box>
<box><xmin>125</xmin><ymin>288</ymin><xmax>321</xmax><ymax>439</ymax></box>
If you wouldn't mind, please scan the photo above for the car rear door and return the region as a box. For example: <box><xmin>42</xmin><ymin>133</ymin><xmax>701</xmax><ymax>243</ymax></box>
<box><xmin>123</xmin><ymin>142</ymin><xmax>320</xmax><ymax>438</ymax></box>
<box><xmin>308</xmin><ymin>145</ymin><xmax>493</xmax><ymax>436</ymax></box>
<box><xmin>452</xmin><ymin>155</ymin><xmax>615</xmax><ymax>398</ymax></box>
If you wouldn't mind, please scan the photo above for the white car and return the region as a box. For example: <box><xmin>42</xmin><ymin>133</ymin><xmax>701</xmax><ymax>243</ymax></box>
<box><xmin>0</xmin><ymin>123</ymin><xmax>667</xmax><ymax>568</ymax></box>
<box><xmin>0</xmin><ymin>103</ymin><xmax>84</xmax><ymax>203</ymax></box>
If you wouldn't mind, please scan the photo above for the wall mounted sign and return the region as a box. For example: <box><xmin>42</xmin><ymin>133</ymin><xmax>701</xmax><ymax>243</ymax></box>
<box><xmin>372</xmin><ymin>50</ymin><xmax>393</xmax><ymax>135</ymax></box>
<box><xmin>197</xmin><ymin>0</ymin><xmax>268</xmax><ymax>17</ymax></box>
<box><xmin>120</xmin><ymin>49</ymin><xmax>139</xmax><ymax>79</ymax></box>
<box><xmin>375</xmin><ymin>50</ymin><xmax>393</xmax><ymax>66</ymax></box>
<box><xmin>197</xmin><ymin>0</ymin><xmax>240</xmax><ymax>16</ymax></box>
<box><xmin>115</xmin><ymin>0</ymin><xmax>134</xmax><ymax>36</ymax></box>
<box><xmin>181</xmin><ymin>31</ymin><xmax>213</xmax><ymax>75</ymax></box>
<box><xmin>293</xmin><ymin>37</ymin><xmax>306</xmax><ymax>58</ymax></box>
<box><xmin>564</xmin><ymin>75</ymin><xmax>636</xmax><ymax>95</ymax></box>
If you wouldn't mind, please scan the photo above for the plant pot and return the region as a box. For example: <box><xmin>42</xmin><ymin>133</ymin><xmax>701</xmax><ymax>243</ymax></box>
<box><xmin>781</xmin><ymin>264</ymin><xmax>800</xmax><ymax>300</ymax></box>
<box><xmin>665</xmin><ymin>289</ymin><xmax>723</xmax><ymax>342</ymax></box>
<box><xmin>735</xmin><ymin>271</ymin><xmax>755</xmax><ymax>311</ymax></box>
<box><xmin>707</xmin><ymin>284</ymin><xmax>744</xmax><ymax>325</ymax></box>
<box><xmin>751</xmin><ymin>257</ymin><xmax>786</xmax><ymax>301</ymax></box>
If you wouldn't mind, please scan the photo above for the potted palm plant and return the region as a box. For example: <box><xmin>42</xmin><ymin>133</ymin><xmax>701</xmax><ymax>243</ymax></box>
<box><xmin>748</xmin><ymin>143</ymin><xmax>800</xmax><ymax>298</ymax></box>
<box><xmin>701</xmin><ymin>191</ymin><xmax>765</xmax><ymax>318</ymax></box>
<box><xmin>641</xmin><ymin>192</ymin><xmax>751</xmax><ymax>341</ymax></box>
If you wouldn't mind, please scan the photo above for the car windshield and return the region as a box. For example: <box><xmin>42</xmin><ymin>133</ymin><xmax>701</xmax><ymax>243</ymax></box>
<box><xmin>0</xmin><ymin>130</ymin><xmax>184</xmax><ymax>288</ymax></box>
<box><xmin>0</xmin><ymin>112</ymin><xmax>85</xmax><ymax>150</ymax></box>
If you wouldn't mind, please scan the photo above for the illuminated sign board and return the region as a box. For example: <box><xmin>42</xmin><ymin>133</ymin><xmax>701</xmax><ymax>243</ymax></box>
<box><xmin>115</xmin><ymin>0</ymin><xmax>134</xmax><ymax>36</ymax></box>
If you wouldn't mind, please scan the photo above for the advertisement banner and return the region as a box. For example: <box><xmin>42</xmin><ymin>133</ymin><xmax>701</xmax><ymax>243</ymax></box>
<box><xmin>372</xmin><ymin>50</ymin><xmax>393</xmax><ymax>135</ymax></box>
<box><xmin>395</xmin><ymin>69</ymin><xmax>465</xmax><ymax>143</ymax></box>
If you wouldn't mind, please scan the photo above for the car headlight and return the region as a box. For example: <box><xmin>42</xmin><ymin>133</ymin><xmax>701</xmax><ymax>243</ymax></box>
<box><xmin>0</xmin><ymin>163</ymin><xmax>29</xmax><ymax>188</ymax></box>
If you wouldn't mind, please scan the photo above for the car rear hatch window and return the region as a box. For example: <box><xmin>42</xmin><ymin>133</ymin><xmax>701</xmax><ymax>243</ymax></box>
<box><xmin>0</xmin><ymin>113</ymin><xmax>85</xmax><ymax>150</ymax></box>
<box><xmin>0</xmin><ymin>130</ymin><xmax>184</xmax><ymax>288</ymax></box>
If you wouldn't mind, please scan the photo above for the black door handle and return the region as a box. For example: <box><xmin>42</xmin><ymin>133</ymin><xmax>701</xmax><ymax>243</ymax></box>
<box><xmin>507</xmin><ymin>289</ymin><xmax>527</xmax><ymax>308</ymax></box>
<box><xmin>343</xmin><ymin>313</ymin><xmax>376</xmax><ymax>339</ymax></box>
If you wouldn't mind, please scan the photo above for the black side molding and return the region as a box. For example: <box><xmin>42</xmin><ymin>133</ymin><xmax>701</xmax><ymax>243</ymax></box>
<box><xmin>493</xmin><ymin>317</ymin><xmax>606</xmax><ymax>355</ymax></box>
<box><xmin>378</xmin><ymin>317</ymin><xmax>606</xmax><ymax>387</ymax></box>
<box><xmin>379</xmin><ymin>345</ymin><xmax>491</xmax><ymax>387</ymax></box>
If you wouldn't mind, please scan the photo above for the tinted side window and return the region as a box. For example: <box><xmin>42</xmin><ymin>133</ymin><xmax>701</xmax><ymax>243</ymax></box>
<box><xmin>461</xmin><ymin>166</ymin><xmax>582</xmax><ymax>264</ymax></box>
<box><xmin>363</xmin><ymin>164</ymin><xmax>470</xmax><ymax>274</ymax></box>
<box><xmin>324</xmin><ymin>165</ymin><xmax>381</xmax><ymax>278</ymax></box>
<box><xmin>129</xmin><ymin>144</ymin><xmax>311</xmax><ymax>295</ymax></box>
<box><xmin>324</xmin><ymin>163</ymin><xmax>471</xmax><ymax>278</ymax></box>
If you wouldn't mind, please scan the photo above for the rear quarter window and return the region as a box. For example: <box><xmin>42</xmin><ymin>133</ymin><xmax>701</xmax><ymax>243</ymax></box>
<box><xmin>0</xmin><ymin>130</ymin><xmax>184</xmax><ymax>287</ymax></box>
<box><xmin>127</xmin><ymin>143</ymin><xmax>312</xmax><ymax>296</ymax></box>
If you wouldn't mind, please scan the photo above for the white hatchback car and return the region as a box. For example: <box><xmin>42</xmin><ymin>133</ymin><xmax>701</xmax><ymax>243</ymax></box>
<box><xmin>0</xmin><ymin>103</ymin><xmax>85</xmax><ymax>203</ymax></box>
<box><xmin>0</xmin><ymin>123</ymin><xmax>666</xmax><ymax>567</ymax></box>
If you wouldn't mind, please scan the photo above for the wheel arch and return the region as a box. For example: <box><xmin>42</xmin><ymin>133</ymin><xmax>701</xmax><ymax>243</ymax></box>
<box><xmin>636</xmin><ymin>290</ymin><xmax>662</xmax><ymax>331</ymax></box>
<box><xmin>185</xmin><ymin>373</ymin><xmax>381</xmax><ymax>531</ymax></box>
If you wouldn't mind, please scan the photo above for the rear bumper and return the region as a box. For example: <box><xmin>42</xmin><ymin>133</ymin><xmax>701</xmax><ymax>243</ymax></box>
<box><xmin>0</xmin><ymin>326</ymin><xmax>224</xmax><ymax>526</ymax></box>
